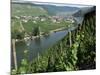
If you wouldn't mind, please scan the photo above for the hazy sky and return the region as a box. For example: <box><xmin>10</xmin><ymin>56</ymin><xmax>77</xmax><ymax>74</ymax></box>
<box><xmin>13</xmin><ymin>0</ymin><xmax>95</xmax><ymax>5</ymax></box>
<box><xmin>12</xmin><ymin>0</ymin><xmax>95</xmax><ymax>8</ymax></box>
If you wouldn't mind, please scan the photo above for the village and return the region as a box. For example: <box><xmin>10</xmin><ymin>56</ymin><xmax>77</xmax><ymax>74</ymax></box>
<box><xmin>12</xmin><ymin>15</ymin><xmax>75</xmax><ymax>24</ymax></box>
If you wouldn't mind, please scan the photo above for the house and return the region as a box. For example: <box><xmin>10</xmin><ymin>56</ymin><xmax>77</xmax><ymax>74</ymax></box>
<box><xmin>14</xmin><ymin>16</ymin><xmax>20</xmax><ymax>19</ymax></box>
<box><xmin>40</xmin><ymin>18</ymin><xmax>46</xmax><ymax>22</ymax></box>
<box><xmin>33</xmin><ymin>20</ymin><xmax>37</xmax><ymax>24</ymax></box>
<box><xmin>22</xmin><ymin>19</ymin><xmax>28</xmax><ymax>23</ymax></box>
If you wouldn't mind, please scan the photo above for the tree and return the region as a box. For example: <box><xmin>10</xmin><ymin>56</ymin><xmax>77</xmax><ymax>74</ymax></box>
<box><xmin>32</xmin><ymin>26</ymin><xmax>40</xmax><ymax>36</ymax></box>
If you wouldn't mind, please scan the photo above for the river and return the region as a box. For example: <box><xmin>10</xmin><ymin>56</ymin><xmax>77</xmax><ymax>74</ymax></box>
<box><xmin>11</xmin><ymin>30</ymin><xmax>69</xmax><ymax>68</ymax></box>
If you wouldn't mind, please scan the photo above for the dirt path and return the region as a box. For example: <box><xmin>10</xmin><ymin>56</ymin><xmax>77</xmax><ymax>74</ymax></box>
<box><xmin>49</xmin><ymin>27</ymin><xmax>66</xmax><ymax>33</ymax></box>
<box><xmin>20</xmin><ymin>21</ymin><xmax>25</xmax><ymax>31</ymax></box>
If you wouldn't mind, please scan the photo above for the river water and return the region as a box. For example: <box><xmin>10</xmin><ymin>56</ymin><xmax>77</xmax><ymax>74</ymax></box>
<box><xmin>11</xmin><ymin>30</ymin><xmax>70</xmax><ymax>68</ymax></box>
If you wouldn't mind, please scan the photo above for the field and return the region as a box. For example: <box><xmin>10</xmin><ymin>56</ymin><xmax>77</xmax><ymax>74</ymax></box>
<box><xmin>11</xmin><ymin>18</ymin><xmax>73</xmax><ymax>35</ymax></box>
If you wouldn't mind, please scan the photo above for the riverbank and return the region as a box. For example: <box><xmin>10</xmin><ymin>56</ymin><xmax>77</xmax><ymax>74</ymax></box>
<box><xmin>15</xmin><ymin>27</ymin><xmax>66</xmax><ymax>42</ymax></box>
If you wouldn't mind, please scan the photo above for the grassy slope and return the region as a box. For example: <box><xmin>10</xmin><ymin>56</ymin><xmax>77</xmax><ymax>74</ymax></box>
<box><xmin>11</xmin><ymin>3</ymin><xmax>48</xmax><ymax>16</ymax></box>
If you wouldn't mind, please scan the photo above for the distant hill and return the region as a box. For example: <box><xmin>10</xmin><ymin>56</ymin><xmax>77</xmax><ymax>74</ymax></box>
<box><xmin>11</xmin><ymin>3</ymin><xmax>48</xmax><ymax>16</ymax></box>
<box><xmin>11</xmin><ymin>2</ymin><xmax>80</xmax><ymax>16</ymax></box>
<box><xmin>12</xmin><ymin>1</ymin><xmax>95</xmax><ymax>17</ymax></box>
<box><xmin>32</xmin><ymin>4</ymin><xmax>79</xmax><ymax>16</ymax></box>
<box><xmin>73</xmin><ymin>6</ymin><xmax>96</xmax><ymax>17</ymax></box>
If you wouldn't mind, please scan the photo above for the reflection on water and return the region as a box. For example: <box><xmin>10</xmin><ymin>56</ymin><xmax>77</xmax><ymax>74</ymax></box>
<box><xmin>34</xmin><ymin>37</ymin><xmax>41</xmax><ymax>45</ymax></box>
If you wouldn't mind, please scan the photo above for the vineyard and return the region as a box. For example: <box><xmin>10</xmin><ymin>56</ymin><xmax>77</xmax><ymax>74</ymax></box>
<box><xmin>11</xmin><ymin>8</ymin><xmax>96</xmax><ymax>74</ymax></box>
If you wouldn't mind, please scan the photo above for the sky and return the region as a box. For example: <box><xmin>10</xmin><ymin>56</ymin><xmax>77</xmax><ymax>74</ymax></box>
<box><xmin>12</xmin><ymin>0</ymin><xmax>95</xmax><ymax>8</ymax></box>
<box><xmin>12</xmin><ymin>0</ymin><xmax>96</xmax><ymax>6</ymax></box>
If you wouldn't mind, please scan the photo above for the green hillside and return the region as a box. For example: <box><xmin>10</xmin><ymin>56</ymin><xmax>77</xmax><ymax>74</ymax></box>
<box><xmin>11</xmin><ymin>3</ymin><xmax>48</xmax><ymax>16</ymax></box>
